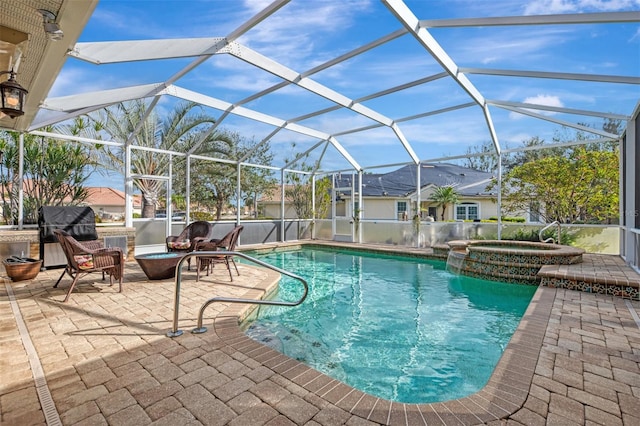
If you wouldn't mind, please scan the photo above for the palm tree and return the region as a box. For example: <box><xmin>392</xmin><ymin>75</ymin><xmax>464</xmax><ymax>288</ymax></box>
<box><xmin>429</xmin><ymin>186</ymin><xmax>460</xmax><ymax>221</ymax></box>
<box><xmin>82</xmin><ymin>100</ymin><xmax>233</xmax><ymax>218</ymax></box>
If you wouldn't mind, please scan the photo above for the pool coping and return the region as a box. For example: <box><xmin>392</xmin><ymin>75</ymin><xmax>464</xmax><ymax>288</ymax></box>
<box><xmin>215</xmin><ymin>246</ymin><xmax>554</xmax><ymax>424</ymax></box>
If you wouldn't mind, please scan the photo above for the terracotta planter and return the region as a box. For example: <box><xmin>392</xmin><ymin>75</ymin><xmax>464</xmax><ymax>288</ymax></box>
<box><xmin>3</xmin><ymin>258</ymin><xmax>42</xmax><ymax>281</ymax></box>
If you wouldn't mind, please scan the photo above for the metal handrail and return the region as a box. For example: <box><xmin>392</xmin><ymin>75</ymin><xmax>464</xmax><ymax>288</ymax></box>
<box><xmin>167</xmin><ymin>251</ymin><xmax>308</xmax><ymax>337</ymax></box>
<box><xmin>539</xmin><ymin>221</ymin><xmax>561</xmax><ymax>244</ymax></box>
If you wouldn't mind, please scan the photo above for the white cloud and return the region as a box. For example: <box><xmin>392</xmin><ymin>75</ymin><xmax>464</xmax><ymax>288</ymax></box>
<box><xmin>523</xmin><ymin>0</ymin><xmax>640</xmax><ymax>15</ymax></box>
<box><xmin>509</xmin><ymin>95</ymin><xmax>564</xmax><ymax>119</ymax></box>
<box><xmin>453</xmin><ymin>27</ymin><xmax>573</xmax><ymax>67</ymax></box>
<box><xmin>524</xmin><ymin>94</ymin><xmax>564</xmax><ymax>108</ymax></box>
<box><xmin>48</xmin><ymin>67</ymin><xmax>119</xmax><ymax>97</ymax></box>
<box><xmin>237</xmin><ymin>0</ymin><xmax>374</xmax><ymax>66</ymax></box>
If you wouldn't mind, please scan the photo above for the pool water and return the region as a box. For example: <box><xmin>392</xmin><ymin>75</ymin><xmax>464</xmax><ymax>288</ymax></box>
<box><xmin>242</xmin><ymin>248</ymin><xmax>536</xmax><ymax>404</ymax></box>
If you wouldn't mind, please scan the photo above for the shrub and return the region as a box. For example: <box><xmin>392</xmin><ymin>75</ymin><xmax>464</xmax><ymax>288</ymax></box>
<box><xmin>487</xmin><ymin>216</ymin><xmax>526</xmax><ymax>223</ymax></box>
<box><xmin>191</xmin><ymin>211</ymin><xmax>215</xmax><ymax>221</ymax></box>
<box><xmin>504</xmin><ymin>227</ymin><xmax>576</xmax><ymax>245</ymax></box>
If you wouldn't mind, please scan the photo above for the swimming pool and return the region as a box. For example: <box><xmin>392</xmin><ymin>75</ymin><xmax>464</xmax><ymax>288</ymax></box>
<box><xmin>242</xmin><ymin>247</ymin><xmax>536</xmax><ymax>404</ymax></box>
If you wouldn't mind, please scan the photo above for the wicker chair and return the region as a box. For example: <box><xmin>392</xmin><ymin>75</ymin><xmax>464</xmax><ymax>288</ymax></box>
<box><xmin>194</xmin><ymin>225</ymin><xmax>243</xmax><ymax>281</ymax></box>
<box><xmin>166</xmin><ymin>220</ymin><xmax>212</xmax><ymax>270</ymax></box>
<box><xmin>53</xmin><ymin>229</ymin><xmax>124</xmax><ymax>302</ymax></box>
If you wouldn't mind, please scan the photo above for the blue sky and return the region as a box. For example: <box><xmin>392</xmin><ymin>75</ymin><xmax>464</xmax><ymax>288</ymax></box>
<box><xmin>47</xmin><ymin>0</ymin><xmax>640</xmax><ymax>188</ymax></box>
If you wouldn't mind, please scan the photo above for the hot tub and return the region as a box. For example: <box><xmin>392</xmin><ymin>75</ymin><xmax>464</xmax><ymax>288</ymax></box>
<box><xmin>446</xmin><ymin>240</ymin><xmax>585</xmax><ymax>284</ymax></box>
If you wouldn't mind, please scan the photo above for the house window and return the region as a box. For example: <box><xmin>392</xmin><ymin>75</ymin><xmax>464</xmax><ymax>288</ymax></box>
<box><xmin>455</xmin><ymin>203</ymin><xmax>479</xmax><ymax>220</ymax></box>
<box><xmin>396</xmin><ymin>201</ymin><xmax>409</xmax><ymax>220</ymax></box>
<box><xmin>428</xmin><ymin>206</ymin><xmax>437</xmax><ymax>220</ymax></box>
<box><xmin>397</xmin><ymin>201</ymin><xmax>408</xmax><ymax>221</ymax></box>
<box><xmin>529</xmin><ymin>202</ymin><xmax>541</xmax><ymax>223</ymax></box>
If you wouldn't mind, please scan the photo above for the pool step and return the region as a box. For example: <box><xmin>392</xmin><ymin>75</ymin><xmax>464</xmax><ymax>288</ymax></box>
<box><xmin>538</xmin><ymin>264</ymin><xmax>640</xmax><ymax>300</ymax></box>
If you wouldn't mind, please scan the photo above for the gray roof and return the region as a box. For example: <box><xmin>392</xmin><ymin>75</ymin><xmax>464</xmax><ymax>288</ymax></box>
<box><xmin>335</xmin><ymin>163</ymin><xmax>495</xmax><ymax>197</ymax></box>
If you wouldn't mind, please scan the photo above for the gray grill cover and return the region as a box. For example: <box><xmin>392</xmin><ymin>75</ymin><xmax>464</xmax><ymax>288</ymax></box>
<box><xmin>38</xmin><ymin>206</ymin><xmax>98</xmax><ymax>243</ymax></box>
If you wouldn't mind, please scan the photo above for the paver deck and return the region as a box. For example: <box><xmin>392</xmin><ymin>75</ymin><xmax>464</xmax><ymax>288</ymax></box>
<box><xmin>1</xmin><ymin>244</ymin><xmax>639</xmax><ymax>425</ymax></box>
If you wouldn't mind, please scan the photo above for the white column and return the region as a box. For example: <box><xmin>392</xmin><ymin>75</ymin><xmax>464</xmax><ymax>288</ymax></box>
<box><xmin>280</xmin><ymin>169</ymin><xmax>285</xmax><ymax>242</ymax></box>
<box><xmin>17</xmin><ymin>133</ymin><xmax>24</xmax><ymax>229</ymax></box>
<box><xmin>331</xmin><ymin>174</ymin><xmax>336</xmax><ymax>238</ymax></box>
<box><xmin>358</xmin><ymin>170</ymin><xmax>364</xmax><ymax>243</ymax></box>
<box><xmin>351</xmin><ymin>172</ymin><xmax>356</xmax><ymax>242</ymax></box>
<box><xmin>124</xmin><ymin>143</ymin><xmax>133</xmax><ymax>228</ymax></box>
<box><xmin>236</xmin><ymin>163</ymin><xmax>241</xmax><ymax>224</ymax></box>
<box><xmin>623</xmin><ymin>116</ymin><xmax>638</xmax><ymax>267</ymax></box>
<box><xmin>185</xmin><ymin>155</ymin><xmax>190</xmax><ymax>224</ymax></box>
<box><xmin>497</xmin><ymin>154</ymin><xmax>503</xmax><ymax>240</ymax></box>
<box><xmin>311</xmin><ymin>174</ymin><xmax>316</xmax><ymax>239</ymax></box>
<box><xmin>167</xmin><ymin>156</ymin><xmax>173</xmax><ymax>237</ymax></box>
<box><xmin>416</xmin><ymin>163</ymin><xmax>421</xmax><ymax>247</ymax></box>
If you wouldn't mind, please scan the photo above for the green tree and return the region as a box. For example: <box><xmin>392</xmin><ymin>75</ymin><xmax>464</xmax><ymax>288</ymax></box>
<box><xmin>234</xmin><ymin>137</ymin><xmax>276</xmax><ymax>218</ymax></box>
<box><xmin>498</xmin><ymin>146</ymin><xmax>618</xmax><ymax>223</ymax></box>
<box><xmin>0</xmin><ymin>130</ymin><xmax>96</xmax><ymax>224</ymax></box>
<box><xmin>314</xmin><ymin>176</ymin><xmax>332</xmax><ymax>219</ymax></box>
<box><xmin>285</xmin><ymin>171</ymin><xmax>313</xmax><ymax>219</ymax></box>
<box><xmin>283</xmin><ymin>173</ymin><xmax>332</xmax><ymax>219</ymax></box>
<box><xmin>461</xmin><ymin>136</ymin><xmax>552</xmax><ymax>173</ymax></box>
<box><xmin>502</xmin><ymin>136</ymin><xmax>564</xmax><ymax>171</ymax></box>
<box><xmin>462</xmin><ymin>140</ymin><xmax>498</xmax><ymax>173</ymax></box>
<box><xmin>173</xmin><ymin>133</ymin><xmax>275</xmax><ymax>220</ymax></box>
<box><xmin>428</xmin><ymin>186</ymin><xmax>460</xmax><ymax>221</ymax></box>
<box><xmin>83</xmin><ymin>100</ymin><xmax>232</xmax><ymax>218</ymax></box>
<box><xmin>283</xmin><ymin>146</ymin><xmax>331</xmax><ymax>219</ymax></box>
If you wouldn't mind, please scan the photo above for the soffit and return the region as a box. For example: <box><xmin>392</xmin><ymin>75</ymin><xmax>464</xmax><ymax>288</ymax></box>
<box><xmin>0</xmin><ymin>0</ymin><xmax>97</xmax><ymax>131</ymax></box>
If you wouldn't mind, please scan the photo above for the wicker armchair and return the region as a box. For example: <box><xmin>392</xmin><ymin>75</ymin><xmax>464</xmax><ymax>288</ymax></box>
<box><xmin>166</xmin><ymin>221</ymin><xmax>212</xmax><ymax>270</ymax></box>
<box><xmin>194</xmin><ymin>225</ymin><xmax>243</xmax><ymax>281</ymax></box>
<box><xmin>53</xmin><ymin>229</ymin><xmax>124</xmax><ymax>302</ymax></box>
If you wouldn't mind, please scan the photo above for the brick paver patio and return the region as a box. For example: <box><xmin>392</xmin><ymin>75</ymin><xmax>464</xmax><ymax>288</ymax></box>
<box><xmin>1</xmin><ymin>245</ymin><xmax>639</xmax><ymax>425</ymax></box>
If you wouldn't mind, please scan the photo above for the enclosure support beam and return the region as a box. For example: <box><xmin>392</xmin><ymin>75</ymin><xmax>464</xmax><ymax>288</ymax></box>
<box><xmin>185</xmin><ymin>156</ymin><xmax>190</xmax><ymax>225</ymax></box>
<box><xmin>351</xmin><ymin>174</ymin><xmax>356</xmax><ymax>243</ymax></box>
<box><xmin>383</xmin><ymin>0</ymin><xmax>501</xmax><ymax>157</ymax></box>
<box><xmin>168</xmin><ymin>158</ymin><xmax>174</xmax><ymax>236</ymax></box>
<box><xmin>497</xmin><ymin>155</ymin><xmax>503</xmax><ymax>240</ymax></box>
<box><xmin>280</xmin><ymin>169</ymin><xmax>285</xmax><ymax>242</ymax></box>
<box><xmin>124</xmin><ymin>144</ymin><xmax>133</xmax><ymax>228</ymax></box>
<box><xmin>358</xmin><ymin>170</ymin><xmax>363</xmax><ymax>244</ymax></box>
<box><xmin>331</xmin><ymin>175</ymin><xmax>336</xmax><ymax>239</ymax></box>
<box><xmin>236</xmin><ymin>163</ymin><xmax>242</xmax><ymax>225</ymax></box>
<box><xmin>416</xmin><ymin>163</ymin><xmax>421</xmax><ymax>247</ymax></box>
<box><xmin>622</xmin><ymin>110</ymin><xmax>638</xmax><ymax>269</ymax></box>
<box><xmin>17</xmin><ymin>134</ymin><xmax>24</xmax><ymax>230</ymax></box>
<box><xmin>311</xmin><ymin>175</ymin><xmax>316</xmax><ymax>240</ymax></box>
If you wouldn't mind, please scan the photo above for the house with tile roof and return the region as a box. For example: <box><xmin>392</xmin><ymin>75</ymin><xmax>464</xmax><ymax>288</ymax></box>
<box><xmin>258</xmin><ymin>163</ymin><xmax>502</xmax><ymax>221</ymax></box>
<box><xmin>80</xmin><ymin>187</ymin><xmax>141</xmax><ymax>221</ymax></box>
<box><xmin>257</xmin><ymin>185</ymin><xmax>297</xmax><ymax>219</ymax></box>
<box><xmin>334</xmin><ymin>163</ymin><xmax>499</xmax><ymax>222</ymax></box>
<box><xmin>1</xmin><ymin>182</ymin><xmax>142</xmax><ymax>224</ymax></box>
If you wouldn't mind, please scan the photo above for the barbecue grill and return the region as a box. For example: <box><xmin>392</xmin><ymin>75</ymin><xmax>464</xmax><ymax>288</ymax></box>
<box><xmin>38</xmin><ymin>206</ymin><xmax>98</xmax><ymax>269</ymax></box>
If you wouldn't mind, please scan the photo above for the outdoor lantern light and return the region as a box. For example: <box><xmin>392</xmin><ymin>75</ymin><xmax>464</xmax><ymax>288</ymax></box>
<box><xmin>0</xmin><ymin>70</ymin><xmax>28</xmax><ymax>119</ymax></box>
<box><xmin>38</xmin><ymin>9</ymin><xmax>64</xmax><ymax>41</ymax></box>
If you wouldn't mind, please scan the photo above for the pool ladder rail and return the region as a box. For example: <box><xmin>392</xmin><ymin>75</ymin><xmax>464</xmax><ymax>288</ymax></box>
<box><xmin>167</xmin><ymin>251</ymin><xmax>309</xmax><ymax>337</ymax></box>
<box><xmin>539</xmin><ymin>220</ymin><xmax>561</xmax><ymax>244</ymax></box>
